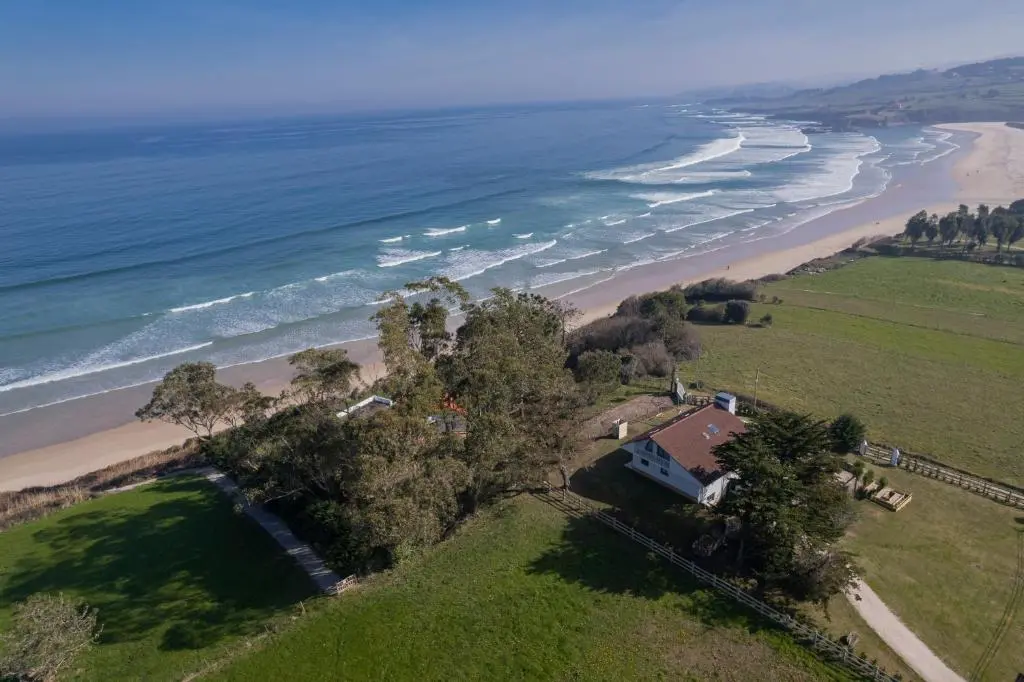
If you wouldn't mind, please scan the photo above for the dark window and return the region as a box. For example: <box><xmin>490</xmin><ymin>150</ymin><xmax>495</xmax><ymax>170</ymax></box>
<box><xmin>645</xmin><ymin>440</ymin><xmax>654</xmax><ymax>453</ymax></box>
<box><xmin>706</xmin><ymin>491</ymin><xmax>717</xmax><ymax>502</ymax></box>
<box><xmin>660</xmin><ymin>467</ymin><xmax>669</xmax><ymax>476</ymax></box>
<box><xmin>640</xmin><ymin>458</ymin><xmax>649</xmax><ymax>467</ymax></box>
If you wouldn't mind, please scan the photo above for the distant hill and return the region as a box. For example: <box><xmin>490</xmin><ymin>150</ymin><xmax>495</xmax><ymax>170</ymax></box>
<box><xmin>711</xmin><ymin>56</ymin><xmax>1024</xmax><ymax>129</ymax></box>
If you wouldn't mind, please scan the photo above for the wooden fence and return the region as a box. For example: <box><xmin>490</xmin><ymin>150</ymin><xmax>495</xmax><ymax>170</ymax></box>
<box><xmin>861</xmin><ymin>445</ymin><xmax>1024</xmax><ymax>509</ymax></box>
<box><xmin>535</xmin><ymin>484</ymin><xmax>901</xmax><ymax>682</ymax></box>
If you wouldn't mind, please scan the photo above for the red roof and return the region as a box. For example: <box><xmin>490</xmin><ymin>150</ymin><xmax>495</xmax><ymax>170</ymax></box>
<box><xmin>631</xmin><ymin>404</ymin><xmax>746</xmax><ymax>484</ymax></box>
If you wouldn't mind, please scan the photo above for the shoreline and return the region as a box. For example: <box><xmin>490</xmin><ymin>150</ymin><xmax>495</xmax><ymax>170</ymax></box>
<box><xmin>2</xmin><ymin>122</ymin><xmax>1022</xmax><ymax>491</ymax></box>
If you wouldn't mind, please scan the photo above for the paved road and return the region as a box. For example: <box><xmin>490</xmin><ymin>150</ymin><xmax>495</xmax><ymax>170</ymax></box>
<box><xmin>847</xmin><ymin>579</ymin><xmax>966</xmax><ymax>682</ymax></box>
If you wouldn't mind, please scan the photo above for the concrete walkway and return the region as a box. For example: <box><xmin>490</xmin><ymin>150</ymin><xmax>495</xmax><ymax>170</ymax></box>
<box><xmin>847</xmin><ymin>579</ymin><xmax>966</xmax><ymax>682</ymax></box>
<box><xmin>202</xmin><ymin>468</ymin><xmax>348</xmax><ymax>595</ymax></box>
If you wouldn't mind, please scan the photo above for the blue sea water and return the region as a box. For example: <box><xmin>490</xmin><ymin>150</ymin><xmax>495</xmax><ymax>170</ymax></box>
<box><xmin>0</xmin><ymin>101</ymin><xmax>959</xmax><ymax>415</ymax></box>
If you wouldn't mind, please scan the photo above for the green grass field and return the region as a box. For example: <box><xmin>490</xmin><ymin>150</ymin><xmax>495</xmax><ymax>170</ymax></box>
<box><xmin>0</xmin><ymin>476</ymin><xmax>315</xmax><ymax>681</ymax></box>
<box><xmin>213</xmin><ymin>496</ymin><xmax>853</xmax><ymax>682</ymax></box>
<box><xmin>679</xmin><ymin>255</ymin><xmax>1024</xmax><ymax>680</ymax></box>
<box><xmin>844</xmin><ymin>466</ymin><xmax>1024</xmax><ymax>682</ymax></box>
<box><xmin>687</xmin><ymin>256</ymin><xmax>1024</xmax><ymax>484</ymax></box>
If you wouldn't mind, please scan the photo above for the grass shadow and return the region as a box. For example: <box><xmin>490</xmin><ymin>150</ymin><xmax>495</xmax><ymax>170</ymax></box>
<box><xmin>527</xmin><ymin>512</ymin><xmax>773</xmax><ymax>635</ymax></box>
<box><xmin>0</xmin><ymin>477</ymin><xmax>315</xmax><ymax>652</ymax></box>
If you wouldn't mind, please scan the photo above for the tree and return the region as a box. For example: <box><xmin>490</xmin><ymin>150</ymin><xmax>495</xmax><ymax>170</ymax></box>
<box><xmin>0</xmin><ymin>593</ymin><xmax>100</xmax><ymax>682</ymax></box>
<box><xmin>903</xmin><ymin>210</ymin><xmax>928</xmax><ymax>248</ymax></box>
<box><xmin>1008</xmin><ymin>217</ymin><xmax>1024</xmax><ymax>250</ymax></box>
<box><xmin>135</xmin><ymin>362</ymin><xmax>239</xmax><ymax>439</ymax></box>
<box><xmin>1009</xmin><ymin>198</ymin><xmax>1024</xmax><ymax>216</ymax></box>
<box><xmin>440</xmin><ymin>289</ymin><xmax>583</xmax><ymax>510</ymax></box>
<box><xmin>723</xmin><ymin>300</ymin><xmax>751</xmax><ymax>325</ymax></box>
<box><xmin>758</xmin><ymin>313</ymin><xmax>774</xmax><ymax>327</ymax></box>
<box><xmin>989</xmin><ymin>209</ymin><xmax>1018</xmax><ymax>253</ymax></box>
<box><xmin>974</xmin><ymin>204</ymin><xmax>991</xmax><ymax>248</ymax></box>
<box><xmin>829</xmin><ymin>413</ymin><xmax>866</xmax><ymax>453</ymax></box>
<box><xmin>573</xmin><ymin>350</ymin><xmax>622</xmax><ymax>403</ymax></box>
<box><xmin>288</xmin><ymin>348</ymin><xmax>360</xmax><ymax>406</ymax></box>
<box><xmin>924</xmin><ymin>213</ymin><xmax>939</xmax><ymax>245</ymax></box>
<box><xmin>713</xmin><ymin>411</ymin><xmax>856</xmax><ymax>597</ymax></box>
<box><xmin>861</xmin><ymin>468</ymin><xmax>875</xmax><ymax>493</ymax></box>
<box><xmin>938</xmin><ymin>212</ymin><xmax>960</xmax><ymax>247</ymax></box>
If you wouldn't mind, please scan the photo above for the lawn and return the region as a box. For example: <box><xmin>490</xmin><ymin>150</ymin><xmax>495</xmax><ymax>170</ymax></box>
<box><xmin>686</xmin><ymin>256</ymin><xmax>1024</xmax><ymax>484</ymax></box>
<box><xmin>0</xmin><ymin>476</ymin><xmax>316</xmax><ymax>681</ymax></box>
<box><xmin>844</xmin><ymin>466</ymin><xmax>1024</xmax><ymax>682</ymax></box>
<box><xmin>213</xmin><ymin>495</ymin><xmax>854</xmax><ymax>682</ymax></box>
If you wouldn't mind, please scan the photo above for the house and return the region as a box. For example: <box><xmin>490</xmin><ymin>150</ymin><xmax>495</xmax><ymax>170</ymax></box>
<box><xmin>336</xmin><ymin>395</ymin><xmax>394</xmax><ymax>419</ymax></box>
<box><xmin>623</xmin><ymin>395</ymin><xmax>746</xmax><ymax>506</ymax></box>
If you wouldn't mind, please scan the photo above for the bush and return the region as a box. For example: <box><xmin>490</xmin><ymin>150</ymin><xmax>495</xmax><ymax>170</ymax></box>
<box><xmin>829</xmin><ymin>413</ymin><xmax>867</xmax><ymax>453</ymax></box>
<box><xmin>628</xmin><ymin>341</ymin><xmax>674</xmax><ymax>377</ymax></box>
<box><xmin>659</xmin><ymin>319</ymin><xmax>701</xmax><ymax>360</ymax></box>
<box><xmin>682</xmin><ymin>278</ymin><xmax>758</xmax><ymax>303</ymax></box>
<box><xmin>568</xmin><ymin>315</ymin><xmax>658</xmax><ymax>360</ymax></box>
<box><xmin>574</xmin><ymin>350</ymin><xmax>622</xmax><ymax>402</ymax></box>
<box><xmin>723</xmin><ymin>300</ymin><xmax>751</xmax><ymax>324</ymax></box>
<box><xmin>759</xmin><ymin>313</ymin><xmax>774</xmax><ymax>327</ymax></box>
<box><xmin>637</xmin><ymin>288</ymin><xmax>689</xmax><ymax>321</ymax></box>
<box><xmin>0</xmin><ymin>593</ymin><xmax>100</xmax><ymax>682</ymax></box>
<box><xmin>686</xmin><ymin>304</ymin><xmax>727</xmax><ymax>324</ymax></box>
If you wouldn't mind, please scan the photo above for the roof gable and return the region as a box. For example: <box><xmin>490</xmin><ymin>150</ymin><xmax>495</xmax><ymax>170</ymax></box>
<box><xmin>633</xmin><ymin>405</ymin><xmax>745</xmax><ymax>484</ymax></box>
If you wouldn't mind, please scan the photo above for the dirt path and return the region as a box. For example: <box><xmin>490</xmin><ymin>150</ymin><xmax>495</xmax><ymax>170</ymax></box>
<box><xmin>847</xmin><ymin>579</ymin><xmax>966</xmax><ymax>682</ymax></box>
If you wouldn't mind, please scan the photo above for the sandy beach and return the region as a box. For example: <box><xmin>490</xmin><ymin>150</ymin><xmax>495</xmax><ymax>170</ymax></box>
<box><xmin>3</xmin><ymin>122</ymin><xmax>1024</xmax><ymax>491</ymax></box>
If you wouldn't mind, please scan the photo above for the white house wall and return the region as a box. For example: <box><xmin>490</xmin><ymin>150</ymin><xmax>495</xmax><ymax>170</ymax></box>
<box><xmin>625</xmin><ymin>441</ymin><xmax>703</xmax><ymax>501</ymax></box>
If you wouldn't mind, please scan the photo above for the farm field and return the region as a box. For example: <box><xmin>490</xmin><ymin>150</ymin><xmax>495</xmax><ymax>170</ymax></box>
<box><xmin>213</xmin><ymin>495</ymin><xmax>853</xmax><ymax>682</ymax></box>
<box><xmin>687</xmin><ymin>256</ymin><xmax>1024</xmax><ymax>484</ymax></box>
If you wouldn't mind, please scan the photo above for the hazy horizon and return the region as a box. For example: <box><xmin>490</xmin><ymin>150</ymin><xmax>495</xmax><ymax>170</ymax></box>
<box><xmin>2</xmin><ymin>0</ymin><xmax>1023</xmax><ymax>123</ymax></box>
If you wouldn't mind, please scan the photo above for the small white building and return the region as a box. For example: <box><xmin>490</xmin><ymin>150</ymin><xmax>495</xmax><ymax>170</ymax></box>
<box><xmin>623</xmin><ymin>400</ymin><xmax>746</xmax><ymax>506</ymax></box>
<box><xmin>336</xmin><ymin>395</ymin><xmax>394</xmax><ymax>419</ymax></box>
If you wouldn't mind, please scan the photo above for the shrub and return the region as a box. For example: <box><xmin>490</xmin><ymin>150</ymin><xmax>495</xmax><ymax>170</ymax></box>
<box><xmin>759</xmin><ymin>313</ymin><xmax>774</xmax><ymax>327</ymax></box>
<box><xmin>829</xmin><ymin>413</ymin><xmax>867</xmax><ymax>453</ymax></box>
<box><xmin>723</xmin><ymin>300</ymin><xmax>751</xmax><ymax>324</ymax></box>
<box><xmin>637</xmin><ymin>288</ymin><xmax>689</xmax><ymax>321</ymax></box>
<box><xmin>568</xmin><ymin>315</ymin><xmax>659</xmax><ymax>366</ymax></box>
<box><xmin>628</xmin><ymin>341</ymin><xmax>674</xmax><ymax>377</ymax></box>
<box><xmin>0</xmin><ymin>593</ymin><xmax>100</xmax><ymax>682</ymax></box>
<box><xmin>878</xmin><ymin>476</ymin><xmax>889</xmax><ymax>489</ymax></box>
<box><xmin>574</xmin><ymin>350</ymin><xmax>623</xmax><ymax>402</ymax></box>
<box><xmin>686</xmin><ymin>304</ymin><xmax>727</xmax><ymax>324</ymax></box>
<box><xmin>659</xmin><ymin>319</ymin><xmax>701</xmax><ymax>360</ymax></box>
<box><xmin>682</xmin><ymin>278</ymin><xmax>758</xmax><ymax>303</ymax></box>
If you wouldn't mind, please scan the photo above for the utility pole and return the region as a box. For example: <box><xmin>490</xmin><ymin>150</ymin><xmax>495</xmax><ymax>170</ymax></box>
<box><xmin>753</xmin><ymin>367</ymin><xmax>761</xmax><ymax>411</ymax></box>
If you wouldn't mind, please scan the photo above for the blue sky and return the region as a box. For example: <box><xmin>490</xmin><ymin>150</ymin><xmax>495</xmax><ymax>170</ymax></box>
<box><xmin>2</xmin><ymin>0</ymin><xmax>1022</xmax><ymax>118</ymax></box>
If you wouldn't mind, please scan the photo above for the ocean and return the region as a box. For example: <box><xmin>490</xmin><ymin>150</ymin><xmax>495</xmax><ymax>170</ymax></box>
<box><xmin>0</xmin><ymin>101</ymin><xmax>960</xmax><ymax>416</ymax></box>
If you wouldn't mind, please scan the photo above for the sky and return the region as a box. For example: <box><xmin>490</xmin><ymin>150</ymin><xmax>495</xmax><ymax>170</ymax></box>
<box><xmin>2</xmin><ymin>0</ymin><xmax>1023</xmax><ymax>119</ymax></box>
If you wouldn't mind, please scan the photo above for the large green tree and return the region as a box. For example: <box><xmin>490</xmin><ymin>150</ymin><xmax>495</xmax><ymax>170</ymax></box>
<box><xmin>288</xmin><ymin>348</ymin><xmax>360</xmax><ymax>406</ymax></box>
<box><xmin>903</xmin><ymin>210</ymin><xmax>928</xmax><ymax>247</ymax></box>
<box><xmin>135</xmin><ymin>362</ymin><xmax>242</xmax><ymax>439</ymax></box>
<box><xmin>440</xmin><ymin>289</ymin><xmax>583</xmax><ymax>510</ymax></box>
<box><xmin>713</xmin><ymin>411</ymin><xmax>857</xmax><ymax>601</ymax></box>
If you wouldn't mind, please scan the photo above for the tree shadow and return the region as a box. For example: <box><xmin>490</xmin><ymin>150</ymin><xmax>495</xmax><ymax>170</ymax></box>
<box><xmin>526</xmin><ymin>512</ymin><xmax>769</xmax><ymax>634</ymax></box>
<box><xmin>569</xmin><ymin>447</ymin><xmax>713</xmax><ymax>551</ymax></box>
<box><xmin>1</xmin><ymin>477</ymin><xmax>316</xmax><ymax>652</ymax></box>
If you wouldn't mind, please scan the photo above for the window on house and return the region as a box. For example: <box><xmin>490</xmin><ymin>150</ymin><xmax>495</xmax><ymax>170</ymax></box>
<box><xmin>639</xmin><ymin>458</ymin><xmax>649</xmax><ymax>467</ymax></box>
<box><xmin>660</xmin><ymin>467</ymin><xmax>669</xmax><ymax>476</ymax></box>
<box><xmin>644</xmin><ymin>440</ymin><xmax>654</xmax><ymax>453</ymax></box>
<box><xmin>706</xmin><ymin>491</ymin><xmax>717</xmax><ymax>502</ymax></box>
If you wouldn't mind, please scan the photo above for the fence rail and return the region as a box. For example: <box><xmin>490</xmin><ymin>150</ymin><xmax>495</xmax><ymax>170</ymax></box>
<box><xmin>535</xmin><ymin>484</ymin><xmax>901</xmax><ymax>682</ymax></box>
<box><xmin>862</xmin><ymin>445</ymin><xmax>1024</xmax><ymax>509</ymax></box>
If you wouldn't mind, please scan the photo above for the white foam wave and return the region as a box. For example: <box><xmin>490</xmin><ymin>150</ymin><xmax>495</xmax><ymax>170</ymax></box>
<box><xmin>449</xmin><ymin>245</ymin><xmax>466</xmax><ymax>252</ymax></box>
<box><xmin>662</xmin><ymin>209</ymin><xmax>756</xmax><ymax>234</ymax></box>
<box><xmin>514</xmin><ymin>233</ymin><xmax>534</xmax><ymax>239</ymax></box>
<box><xmin>314</xmin><ymin>269</ymin><xmax>358</xmax><ymax>282</ymax></box>
<box><xmin>774</xmin><ymin>134</ymin><xmax>880</xmax><ymax>204</ymax></box>
<box><xmin>424</xmin><ymin>225</ymin><xmax>468</xmax><ymax>237</ymax></box>
<box><xmin>633</xmin><ymin>189</ymin><xmax>717</xmax><ymax>209</ymax></box>
<box><xmin>376</xmin><ymin>249</ymin><xmax>443</xmax><ymax>267</ymax></box>
<box><xmin>535</xmin><ymin>248</ymin><xmax>607</xmax><ymax>269</ymax></box>
<box><xmin>0</xmin><ymin>342</ymin><xmax>215</xmax><ymax>394</ymax></box>
<box><xmin>379</xmin><ymin>235</ymin><xmax>404</xmax><ymax>243</ymax></box>
<box><xmin>605</xmin><ymin>219</ymin><xmax>627</xmax><ymax>226</ymax></box>
<box><xmin>486</xmin><ymin>218</ymin><xmax>501</xmax><ymax>225</ymax></box>
<box><xmin>623</xmin><ymin>232</ymin><xmax>656</xmax><ymax>244</ymax></box>
<box><xmin>586</xmin><ymin>132</ymin><xmax>744</xmax><ymax>183</ymax></box>
<box><xmin>169</xmin><ymin>292</ymin><xmax>255</xmax><ymax>313</ymax></box>
<box><xmin>441</xmin><ymin>240</ymin><xmax>558</xmax><ymax>282</ymax></box>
